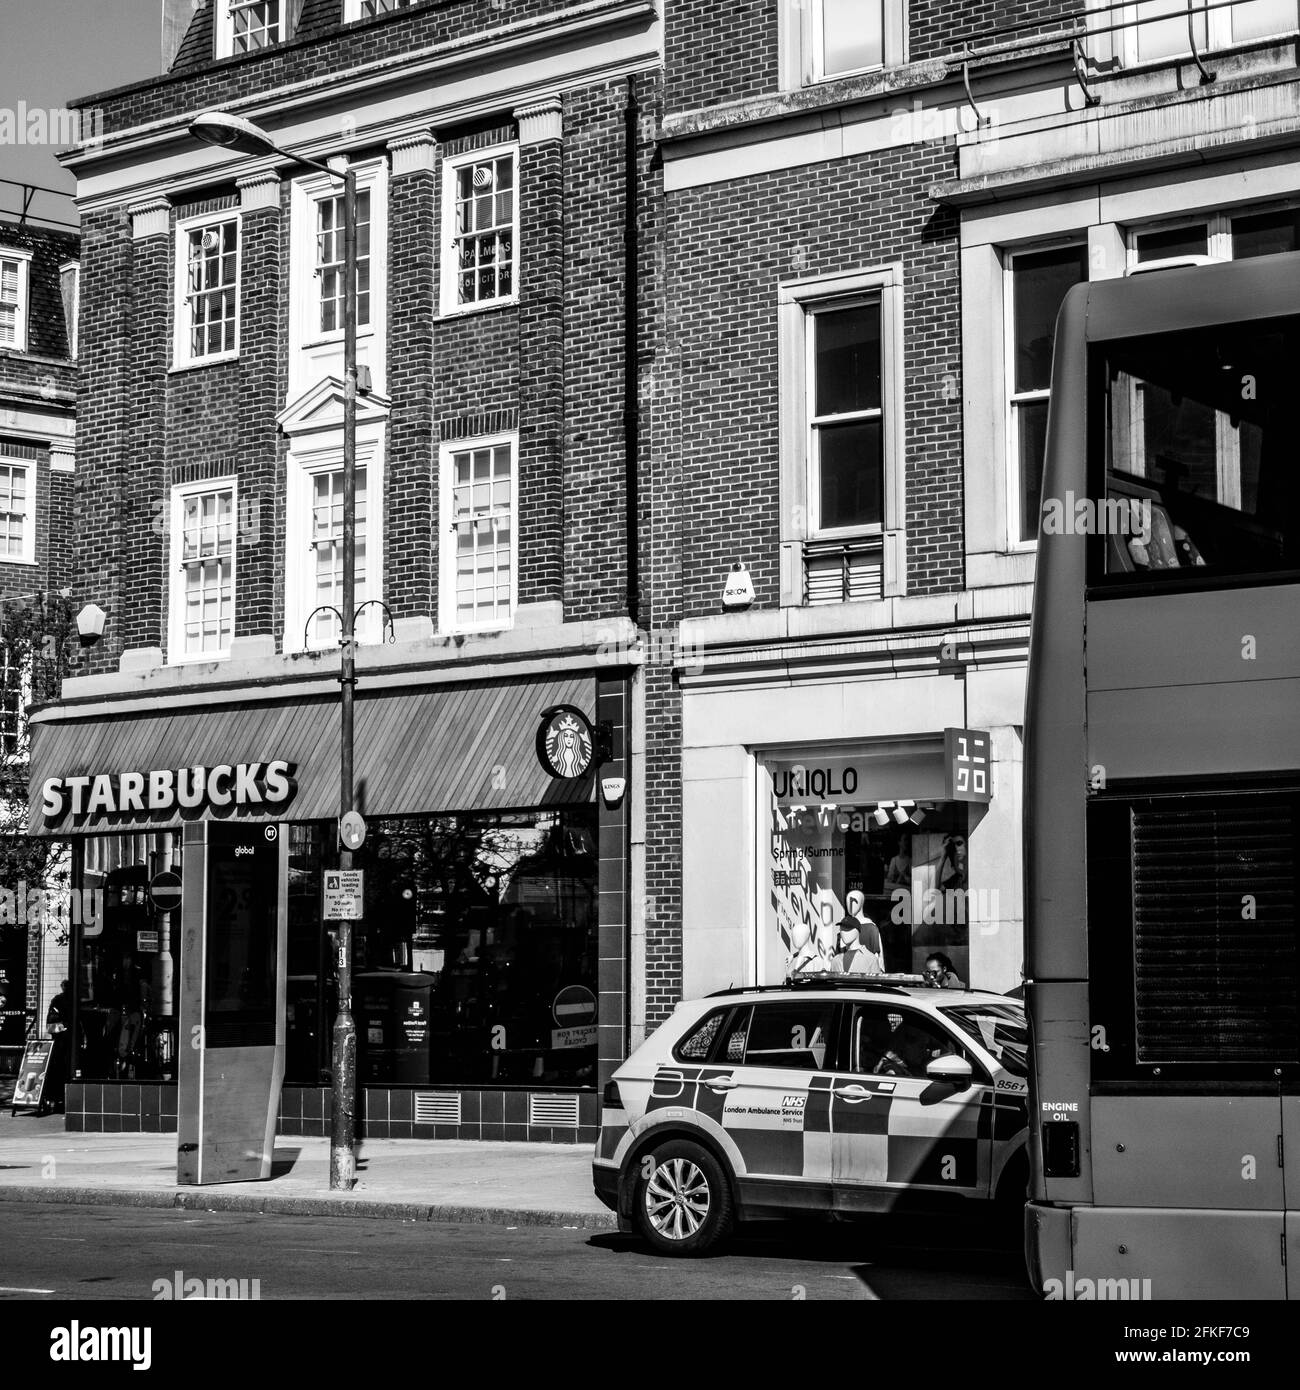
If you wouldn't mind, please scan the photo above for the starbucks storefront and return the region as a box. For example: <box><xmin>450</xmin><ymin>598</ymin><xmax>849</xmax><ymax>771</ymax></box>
<box><xmin>28</xmin><ymin>669</ymin><xmax>630</xmax><ymax>1143</ymax></box>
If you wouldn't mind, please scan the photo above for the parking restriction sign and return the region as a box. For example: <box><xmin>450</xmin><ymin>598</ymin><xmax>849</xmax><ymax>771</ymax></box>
<box><xmin>323</xmin><ymin>870</ymin><xmax>364</xmax><ymax>920</ymax></box>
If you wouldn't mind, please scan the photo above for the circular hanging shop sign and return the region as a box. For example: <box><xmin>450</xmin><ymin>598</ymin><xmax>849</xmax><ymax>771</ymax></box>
<box><xmin>537</xmin><ymin>706</ymin><xmax>595</xmax><ymax>780</ymax></box>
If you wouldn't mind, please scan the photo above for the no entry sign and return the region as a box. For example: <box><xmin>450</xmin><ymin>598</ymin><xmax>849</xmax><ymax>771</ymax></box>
<box><xmin>148</xmin><ymin>870</ymin><xmax>183</xmax><ymax>913</ymax></box>
<box><xmin>552</xmin><ymin>984</ymin><xmax>597</xmax><ymax>1029</ymax></box>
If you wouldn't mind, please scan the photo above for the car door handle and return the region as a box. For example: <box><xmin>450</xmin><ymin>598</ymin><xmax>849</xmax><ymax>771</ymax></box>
<box><xmin>703</xmin><ymin>1077</ymin><xmax>738</xmax><ymax>1091</ymax></box>
<box><xmin>835</xmin><ymin>1084</ymin><xmax>872</xmax><ymax>1101</ymax></box>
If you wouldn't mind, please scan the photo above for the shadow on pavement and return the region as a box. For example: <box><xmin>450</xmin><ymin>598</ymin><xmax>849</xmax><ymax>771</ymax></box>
<box><xmin>588</xmin><ymin>1212</ymin><xmax>1034</xmax><ymax>1298</ymax></box>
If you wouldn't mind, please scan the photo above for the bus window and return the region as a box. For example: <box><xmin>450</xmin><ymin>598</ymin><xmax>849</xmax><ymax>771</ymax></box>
<box><xmin>1098</xmin><ymin>315</ymin><xmax>1300</xmax><ymax>581</ymax></box>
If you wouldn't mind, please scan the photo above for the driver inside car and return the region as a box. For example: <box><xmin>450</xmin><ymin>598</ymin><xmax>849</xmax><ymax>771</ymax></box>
<box><xmin>861</xmin><ymin>1012</ymin><xmax>956</xmax><ymax>1078</ymax></box>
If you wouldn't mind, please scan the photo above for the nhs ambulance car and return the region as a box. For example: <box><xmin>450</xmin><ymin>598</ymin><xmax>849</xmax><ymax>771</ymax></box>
<box><xmin>593</xmin><ymin>976</ymin><xmax>1029</xmax><ymax>1255</ymax></box>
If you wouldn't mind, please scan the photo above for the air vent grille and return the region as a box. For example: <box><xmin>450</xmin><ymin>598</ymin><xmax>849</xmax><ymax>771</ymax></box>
<box><xmin>414</xmin><ymin>1092</ymin><xmax>462</xmax><ymax>1125</ymax></box>
<box><xmin>529</xmin><ymin>1094</ymin><xmax>580</xmax><ymax>1127</ymax></box>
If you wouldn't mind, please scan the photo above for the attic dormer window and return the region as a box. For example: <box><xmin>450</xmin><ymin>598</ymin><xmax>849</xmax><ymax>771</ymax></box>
<box><xmin>0</xmin><ymin>251</ymin><xmax>31</xmax><ymax>353</ymax></box>
<box><xmin>218</xmin><ymin>0</ymin><xmax>282</xmax><ymax>57</ymax></box>
<box><xmin>357</xmin><ymin>0</ymin><xmax>414</xmax><ymax>17</ymax></box>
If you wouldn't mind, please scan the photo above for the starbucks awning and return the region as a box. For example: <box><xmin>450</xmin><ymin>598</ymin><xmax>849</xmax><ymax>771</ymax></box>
<box><xmin>28</xmin><ymin>673</ymin><xmax>595</xmax><ymax>836</ymax></box>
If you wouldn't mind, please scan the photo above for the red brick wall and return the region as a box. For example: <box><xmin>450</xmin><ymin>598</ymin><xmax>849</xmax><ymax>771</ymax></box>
<box><xmin>666</xmin><ymin>0</ymin><xmax>777</xmax><ymax>113</ymax></box>
<box><xmin>663</xmin><ymin>0</ymin><xmax>1087</xmax><ymax>113</ymax></box>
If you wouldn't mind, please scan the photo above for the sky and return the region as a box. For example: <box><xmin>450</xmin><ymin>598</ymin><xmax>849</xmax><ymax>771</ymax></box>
<box><xmin>0</xmin><ymin>0</ymin><xmax>161</xmax><ymax>225</ymax></box>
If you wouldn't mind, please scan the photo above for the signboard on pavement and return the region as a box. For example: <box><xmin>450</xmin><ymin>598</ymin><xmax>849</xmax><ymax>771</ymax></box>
<box><xmin>11</xmin><ymin>1038</ymin><xmax>52</xmax><ymax>1113</ymax></box>
<box><xmin>323</xmin><ymin>870</ymin><xmax>365</xmax><ymax>921</ymax></box>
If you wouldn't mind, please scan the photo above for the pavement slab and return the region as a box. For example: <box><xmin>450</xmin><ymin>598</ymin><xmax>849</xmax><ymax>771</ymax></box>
<box><xmin>0</xmin><ymin>1112</ymin><xmax>613</xmax><ymax>1228</ymax></box>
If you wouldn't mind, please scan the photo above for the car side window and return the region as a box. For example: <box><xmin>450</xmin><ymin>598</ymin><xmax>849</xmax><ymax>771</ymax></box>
<box><xmin>674</xmin><ymin>1009</ymin><xmax>729</xmax><ymax>1062</ymax></box>
<box><xmin>741</xmin><ymin>1001</ymin><xmax>835</xmax><ymax>1071</ymax></box>
<box><xmin>851</xmin><ymin>1005</ymin><xmax>965</xmax><ymax>1079</ymax></box>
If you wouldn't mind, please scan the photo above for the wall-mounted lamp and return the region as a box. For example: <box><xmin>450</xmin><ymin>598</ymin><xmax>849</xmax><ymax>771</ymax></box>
<box><xmin>76</xmin><ymin>603</ymin><xmax>108</xmax><ymax>648</ymax></box>
<box><xmin>871</xmin><ymin>805</ymin><xmax>892</xmax><ymax>828</ymax></box>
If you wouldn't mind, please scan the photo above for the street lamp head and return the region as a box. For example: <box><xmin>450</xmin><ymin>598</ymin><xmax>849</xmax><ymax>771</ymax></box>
<box><xmin>188</xmin><ymin>110</ymin><xmax>277</xmax><ymax>157</ymax></box>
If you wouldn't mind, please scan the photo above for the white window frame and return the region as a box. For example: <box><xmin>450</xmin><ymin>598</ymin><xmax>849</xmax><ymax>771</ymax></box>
<box><xmin>0</xmin><ymin>248</ymin><xmax>33</xmax><ymax>354</ymax></box>
<box><xmin>346</xmin><ymin>0</ymin><xmax>414</xmax><ymax>19</ymax></box>
<box><xmin>167</xmin><ymin>478</ymin><xmax>237</xmax><ymax>664</ymax></box>
<box><xmin>438</xmin><ymin>433</ymin><xmax>519</xmax><ymax>634</ymax></box>
<box><xmin>1004</xmin><ymin>240</ymin><xmax>1089</xmax><ymax>552</ymax></box>
<box><xmin>59</xmin><ymin>260</ymin><xmax>79</xmax><ymax>359</ymax></box>
<box><xmin>284</xmin><ymin>433</ymin><xmax>386</xmax><ymax>655</ymax></box>
<box><xmin>1120</xmin><ymin>0</ymin><xmax>1299</xmax><ymax>66</ymax></box>
<box><xmin>1125</xmin><ymin>200</ymin><xmax>1300</xmax><ymax>267</ymax></box>
<box><xmin>778</xmin><ymin>265</ymin><xmax>906</xmax><ymax>601</ymax></box>
<box><xmin>0</xmin><ymin>456</ymin><xmax>36</xmax><ymax>565</ymax></box>
<box><xmin>173</xmin><ymin>211</ymin><xmax>241</xmax><ymax>369</ymax></box>
<box><xmin>216</xmin><ymin>0</ymin><xmax>286</xmax><ymax>58</ymax></box>
<box><xmin>0</xmin><ymin>643</ymin><xmax>29</xmax><ymax>759</ymax></box>
<box><xmin>439</xmin><ymin>143</ymin><xmax>520</xmax><ymax>318</ymax></box>
<box><xmin>289</xmin><ymin>159</ymin><xmax>388</xmax><ymax>398</ymax></box>
<box><xmin>782</xmin><ymin>0</ymin><xmax>907</xmax><ymax>88</ymax></box>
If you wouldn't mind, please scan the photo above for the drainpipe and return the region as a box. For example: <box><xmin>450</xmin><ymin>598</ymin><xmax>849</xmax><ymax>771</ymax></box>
<box><xmin>624</xmin><ymin>75</ymin><xmax>640</xmax><ymax>627</ymax></box>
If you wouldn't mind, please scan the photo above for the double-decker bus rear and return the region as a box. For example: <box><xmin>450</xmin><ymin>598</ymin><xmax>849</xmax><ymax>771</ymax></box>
<box><xmin>1023</xmin><ymin>252</ymin><xmax>1300</xmax><ymax>1300</ymax></box>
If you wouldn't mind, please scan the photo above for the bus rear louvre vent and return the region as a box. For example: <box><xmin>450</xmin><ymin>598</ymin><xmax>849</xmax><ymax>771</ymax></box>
<box><xmin>414</xmin><ymin>1092</ymin><xmax>461</xmax><ymax>1125</ymax></box>
<box><xmin>529</xmin><ymin>1094</ymin><xmax>580</xmax><ymax>1127</ymax></box>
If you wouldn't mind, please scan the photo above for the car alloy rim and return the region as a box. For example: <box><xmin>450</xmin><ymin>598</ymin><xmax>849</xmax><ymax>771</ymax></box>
<box><xmin>644</xmin><ymin>1157</ymin><xmax>711</xmax><ymax>1240</ymax></box>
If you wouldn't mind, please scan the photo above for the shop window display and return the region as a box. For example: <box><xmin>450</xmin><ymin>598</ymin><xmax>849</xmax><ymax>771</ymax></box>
<box><xmin>76</xmin><ymin>834</ymin><xmax>180</xmax><ymax>1080</ymax></box>
<box><xmin>288</xmin><ymin>808</ymin><xmax>599</xmax><ymax>1088</ymax></box>
<box><xmin>766</xmin><ymin>775</ymin><xmax>970</xmax><ymax>985</ymax></box>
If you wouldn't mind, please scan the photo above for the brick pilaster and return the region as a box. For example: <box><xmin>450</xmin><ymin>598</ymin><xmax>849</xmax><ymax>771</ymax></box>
<box><xmin>386</xmin><ymin>131</ymin><xmax>437</xmax><ymax>621</ymax></box>
<box><xmin>516</xmin><ymin>99</ymin><xmax>565</xmax><ymax>609</ymax></box>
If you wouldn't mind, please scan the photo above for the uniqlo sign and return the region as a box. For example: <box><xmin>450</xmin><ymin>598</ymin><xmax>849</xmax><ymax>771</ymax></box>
<box><xmin>944</xmin><ymin>728</ymin><xmax>992</xmax><ymax>803</ymax></box>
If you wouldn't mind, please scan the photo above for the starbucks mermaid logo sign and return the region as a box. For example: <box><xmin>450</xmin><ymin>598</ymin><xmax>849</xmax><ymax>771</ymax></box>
<box><xmin>538</xmin><ymin>707</ymin><xmax>595</xmax><ymax>779</ymax></box>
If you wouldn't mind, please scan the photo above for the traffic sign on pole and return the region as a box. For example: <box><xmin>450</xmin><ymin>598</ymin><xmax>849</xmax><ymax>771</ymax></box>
<box><xmin>148</xmin><ymin>870</ymin><xmax>183</xmax><ymax>913</ymax></box>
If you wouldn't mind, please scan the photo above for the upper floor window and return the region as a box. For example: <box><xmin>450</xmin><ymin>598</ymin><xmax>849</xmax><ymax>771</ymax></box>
<box><xmin>0</xmin><ymin>250</ymin><xmax>32</xmax><ymax>353</ymax></box>
<box><xmin>1124</xmin><ymin>0</ymin><xmax>1298</xmax><ymax>64</ymax></box>
<box><xmin>440</xmin><ymin>145</ymin><xmax>518</xmax><ymax>315</ymax></box>
<box><xmin>778</xmin><ymin>265</ymin><xmax>906</xmax><ymax>605</ymax></box>
<box><xmin>0</xmin><ymin>645</ymin><xmax>25</xmax><ymax>759</ymax></box>
<box><xmin>317</xmin><ymin>190</ymin><xmax>372</xmax><ymax>334</ymax></box>
<box><xmin>169</xmin><ymin>481</ymin><xmax>236</xmax><ymax>662</ymax></box>
<box><xmin>305</xmin><ymin>465</ymin><xmax>375</xmax><ymax>648</ymax></box>
<box><xmin>351</xmin><ymin>0</ymin><xmax>414</xmax><ymax>17</ymax></box>
<box><xmin>808</xmin><ymin>301</ymin><xmax>884</xmax><ymax>534</ymax></box>
<box><xmin>1131</xmin><ymin>204</ymin><xmax>1300</xmax><ymax>265</ymax></box>
<box><xmin>175</xmin><ymin>214</ymin><xmax>240</xmax><ymax>367</ymax></box>
<box><xmin>439</xmin><ymin>435</ymin><xmax>517</xmax><ymax>632</ymax></box>
<box><xmin>59</xmin><ymin>261</ymin><xmax>79</xmax><ymax>359</ymax></box>
<box><xmin>785</xmin><ymin>0</ymin><xmax>907</xmax><ymax>86</ymax></box>
<box><xmin>0</xmin><ymin>460</ymin><xmax>34</xmax><ymax>564</ymax></box>
<box><xmin>221</xmin><ymin>0</ymin><xmax>283</xmax><ymax>56</ymax></box>
<box><xmin>1007</xmin><ymin>244</ymin><xmax>1088</xmax><ymax>545</ymax></box>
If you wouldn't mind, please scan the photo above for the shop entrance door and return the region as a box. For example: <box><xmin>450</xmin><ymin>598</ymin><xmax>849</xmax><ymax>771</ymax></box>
<box><xmin>177</xmin><ymin>820</ymin><xmax>288</xmax><ymax>1185</ymax></box>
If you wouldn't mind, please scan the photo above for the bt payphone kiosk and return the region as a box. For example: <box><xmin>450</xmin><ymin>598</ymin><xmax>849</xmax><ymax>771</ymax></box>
<box><xmin>177</xmin><ymin>819</ymin><xmax>288</xmax><ymax>1185</ymax></box>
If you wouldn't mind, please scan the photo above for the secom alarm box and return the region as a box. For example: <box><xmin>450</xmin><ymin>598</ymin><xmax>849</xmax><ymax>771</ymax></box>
<box><xmin>177</xmin><ymin>820</ymin><xmax>288</xmax><ymax>1185</ymax></box>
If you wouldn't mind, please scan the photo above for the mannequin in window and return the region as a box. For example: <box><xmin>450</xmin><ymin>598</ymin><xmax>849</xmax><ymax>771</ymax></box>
<box><xmin>835</xmin><ymin>892</ymin><xmax>885</xmax><ymax>975</ymax></box>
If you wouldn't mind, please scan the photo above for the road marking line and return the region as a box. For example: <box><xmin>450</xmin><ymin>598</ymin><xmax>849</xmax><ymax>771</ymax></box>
<box><xmin>0</xmin><ymin>1286</ymin><xmax>55</xmax><ymax>1294</ymax></box>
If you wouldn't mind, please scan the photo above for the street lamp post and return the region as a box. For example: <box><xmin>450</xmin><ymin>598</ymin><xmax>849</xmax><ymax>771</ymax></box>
<box><xmin>188</xmin><ymin>111</ymin><xmax>359</xmax><ymax>1191</ymax></box>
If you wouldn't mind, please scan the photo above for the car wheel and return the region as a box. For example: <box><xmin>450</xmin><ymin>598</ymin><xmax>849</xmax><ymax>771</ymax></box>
<box><xmin>633</xmin><ymin>1140</ymin><xmax>734</xmax><ymax>1257</ymax></box>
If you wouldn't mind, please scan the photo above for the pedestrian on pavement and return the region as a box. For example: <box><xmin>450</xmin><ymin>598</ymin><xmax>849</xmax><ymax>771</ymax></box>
<box><xmin>45</xmin><ymin>980</ymin><xmax>74</xmax><ymax>1111</ymax></box>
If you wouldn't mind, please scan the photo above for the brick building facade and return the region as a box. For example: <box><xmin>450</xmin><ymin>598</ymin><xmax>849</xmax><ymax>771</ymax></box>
<box><xmin>32</xmin><ymin>0</ymin><xmax>661</xmax><ymax>1140</ymax></box>
<box><xmin>0</xmin><ymin>220</ymin><xmax>79</xmax><ymax>1072</ymax></box>
<box><xmin>644</xmin><ymin>0</ymin><xmax>1300</xmax><ymax>1031</ymax></box>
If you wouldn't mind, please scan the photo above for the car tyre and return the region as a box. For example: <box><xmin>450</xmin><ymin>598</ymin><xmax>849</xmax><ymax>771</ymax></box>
<box><xmin>632</xmin><ymin>1139</ymin><xmax>734</xmax><ymax>1257</ymax></box>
